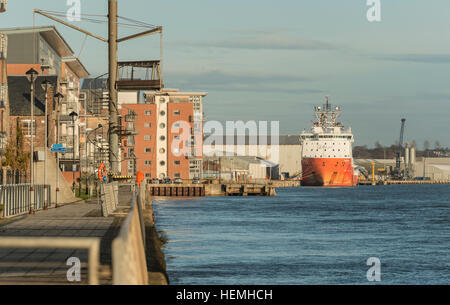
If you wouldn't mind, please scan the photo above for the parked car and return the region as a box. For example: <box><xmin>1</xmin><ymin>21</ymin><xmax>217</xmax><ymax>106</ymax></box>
<box><xmin>174</xmin><ymin>178</ymin><xmax>183</xmax><ymax>184</ymax></box>
<box><xmin>192</xmin><ymin>177</ymin><xmax>202</xmax><ymax>184</ymax></box>
<box><xmin>150</xmin><ymin>178</ymin><xmax>160</xmax><ymax>184</ymax></box>
<box><xmin>161</xmin><ymin>178</ymin><xmax>173</xmax><ymax>184</ymax></box>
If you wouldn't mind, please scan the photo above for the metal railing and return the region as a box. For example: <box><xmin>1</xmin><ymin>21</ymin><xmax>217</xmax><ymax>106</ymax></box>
<box><xmin>0</xmin><ymin>184</ymin><xmax>51</xmax><ymax>218</ymax></box>
<box><xmin>112</xmin><ymin>184</ymin><xmax>147</xmax><ymax>285</ymax></box>
<box><xmin>0</xmin><ymin>237</ymin><xmax>100</xmax><ymax>285</ymax></box>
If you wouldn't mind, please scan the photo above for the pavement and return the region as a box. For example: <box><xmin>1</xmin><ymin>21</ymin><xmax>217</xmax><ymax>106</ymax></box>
<box><xmin>0</xmin><ymin>192</ymin><xmax>129</xmax><ymax>285</ymax></box>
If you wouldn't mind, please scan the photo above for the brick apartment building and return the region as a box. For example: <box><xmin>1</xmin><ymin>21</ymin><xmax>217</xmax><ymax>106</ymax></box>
<box><xmin>0</xmin><ymin>26</ymin><xmax>89</xmax><ymax>185</ymax></box>
<box><xmin>119</xmin><ymin>89</ymin><xmax>207</xmax><ymax>181</ymax></box>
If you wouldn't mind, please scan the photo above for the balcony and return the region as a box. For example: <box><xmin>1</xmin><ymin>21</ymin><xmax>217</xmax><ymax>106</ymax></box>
<box><xmin>0</xmin><ymin>1</ymin><xmax>6</xmax><ymax>13</ymax></box>
<box><xmin>125</xmin><ymin>114</ymin><xmax>136</xmax><ymax>122</ymax></box>
<box><xmin>117</xmin><ymin>60</ymin><xmax>163</xmax><ymax>91</ymax></box>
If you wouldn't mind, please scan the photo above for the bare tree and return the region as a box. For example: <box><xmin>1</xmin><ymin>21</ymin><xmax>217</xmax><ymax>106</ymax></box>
<box><xmin>435</xmin><ymin>140</ymin><xmax>441</xmax><ymax>150</ymax></box>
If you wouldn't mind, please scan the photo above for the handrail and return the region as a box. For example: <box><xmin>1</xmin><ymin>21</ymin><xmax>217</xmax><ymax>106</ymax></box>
<box><xmin>0</xmin><ymin>237</ymin><xmax>100</xmax><ymax>285</ymax></box>
<box><xmin>112</xmin><ymin>185</ymin><xmax>148</xmax><ymax>285</ymax></box>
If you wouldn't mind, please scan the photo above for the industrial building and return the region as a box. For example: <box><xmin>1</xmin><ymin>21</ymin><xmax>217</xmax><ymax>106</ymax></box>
<box><xmin>203</xmin><ymin>135</ymin><xmax>302</xmax><ymax>178</ymax></box>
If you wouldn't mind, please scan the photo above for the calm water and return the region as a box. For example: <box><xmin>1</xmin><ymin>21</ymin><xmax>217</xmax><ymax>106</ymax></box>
<box><xmin>152</xmin><ymin>185</ymin><xmax>450</xmax><ymax>285</ymax></box>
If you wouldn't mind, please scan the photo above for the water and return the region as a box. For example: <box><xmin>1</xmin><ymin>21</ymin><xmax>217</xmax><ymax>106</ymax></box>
<box><xmin>152</xmin><ymin>185</ymin><xmax>450</xmax><ymax>285</ymax></box>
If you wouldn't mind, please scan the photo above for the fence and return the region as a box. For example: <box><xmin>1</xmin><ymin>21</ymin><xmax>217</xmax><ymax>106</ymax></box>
<box><xmin>112</xmin><ymin>184</ymin><xmax>147</xmax><ymax>285</ymax></box>
<box><xmin>100</xmin><ymin>182</ymin><xmax>119</xmax><ymax>217</ymax></box>
<box><xmin>0</xmin><ymin>169</ymin><xmax>28</xmax><ymax>185</ymax></box>
<box><xmin>0</xmin><ymin>237</ymin><xmax>100</xmax><ymax>285</ymax></box>
<box><xmin>0</xmin><ymin>184</ymin><xmax>51</xmax><ymax>218</ymax></box>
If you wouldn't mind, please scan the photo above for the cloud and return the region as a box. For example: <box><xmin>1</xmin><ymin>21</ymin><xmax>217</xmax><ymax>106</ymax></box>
<box><xmin>374</xmin><ymin>54</ymin><xmax>450</xmax><ymax>63</ymax></box>
<box><xmin>174</xmin><ymin>32</ymin><xmax>335</xmax><ymax>51</ymax></box>
<box><xmin>165</xmin><ymin>70</ymin><xmax>324</xmax><ymax>94</ymax></box>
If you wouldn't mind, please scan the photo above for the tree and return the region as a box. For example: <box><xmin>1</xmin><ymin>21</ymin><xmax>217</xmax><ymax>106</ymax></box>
<box><xmin>410</xmin><ymin>140</ymin><xmax>417</xmax><ymax>148</ymax></box>
<box><xmin>435</xmin><ymin>140</ymin><xmax>441</xmax><ymax>150</ymax></box>
<box><xmin>424</xmin><ymin>140</ymin><xmax>430</xmax><ymax>151</ymax></box>
<box><xmin>2</xmin><ymin>123</ymin><xmax>29</xmax><ymax>172</ymax></box>
<box><xmin>375</xmin><ymin>141</ymin><xmax>382</xmax><ymax>149</ymax></box>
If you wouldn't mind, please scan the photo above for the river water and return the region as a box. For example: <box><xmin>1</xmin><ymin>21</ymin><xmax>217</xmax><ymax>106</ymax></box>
<box><xmin>152</xmin><ymin>185</ymin><xmax>449</xmax><ymax>285</ymax></box>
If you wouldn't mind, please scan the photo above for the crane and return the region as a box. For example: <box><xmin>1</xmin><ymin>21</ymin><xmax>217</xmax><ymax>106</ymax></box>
<box><xmin>392</xmin><ymin>118</ymin><xmax>406</xmax><ymax>179</ymax></box>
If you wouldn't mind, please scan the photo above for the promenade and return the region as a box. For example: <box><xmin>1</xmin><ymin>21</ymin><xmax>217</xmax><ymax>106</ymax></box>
<box><xmin>0</xmin><ymin>185</ymin><xmax>167</xmax><ymax>285</ymax></box>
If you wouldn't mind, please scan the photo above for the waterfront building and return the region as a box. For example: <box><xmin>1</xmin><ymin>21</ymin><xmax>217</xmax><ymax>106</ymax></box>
<box><xmin>0</xmin><ymin>26</ymin><xmax>89</xmax><ymax>185</ymax></box>
<box><xmin>118</xmin><ymin>89</ymin><xmax>207</xmax><ymax>181</ymax></box>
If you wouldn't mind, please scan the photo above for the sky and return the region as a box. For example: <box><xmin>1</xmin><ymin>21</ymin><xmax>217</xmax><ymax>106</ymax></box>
<box><xmin>1</xmin><ymin>0</ymin><xmax>449</xmax><ymax>148</ymax></box>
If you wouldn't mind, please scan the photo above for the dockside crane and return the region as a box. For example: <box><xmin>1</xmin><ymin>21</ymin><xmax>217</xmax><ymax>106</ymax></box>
<box><xmin>392</xmin><ymin>118</ymin><xmax>406</xmax><ymax>179</ymax></box>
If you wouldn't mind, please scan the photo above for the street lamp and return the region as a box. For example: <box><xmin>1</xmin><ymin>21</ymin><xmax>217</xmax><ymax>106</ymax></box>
<box><xmin>41</xmin><ymin>79</ymin><xmax>51</xmax><ymax>210</ymax></box>
<box><xmin>86</xmin><ymin>124</ymin><xmax>103</xmax><ymax>195</ymax></box>
<box><xmin>69</xmin><ymin>111</ymin><xmax>78</xmax><ymax>193</ymax></box>
<box><xmin>25</xmin><ymin>68</ymin><xmax>39</xmax><ymax>215</ymax></box>
<box><xmin>54</xmin><ymin>93</ymin><xmax>64</xmax><ymax>208</ymax></box>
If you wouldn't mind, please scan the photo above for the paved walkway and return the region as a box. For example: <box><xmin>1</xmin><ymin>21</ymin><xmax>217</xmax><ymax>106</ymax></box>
<box><xmin>0</xmin><ymin>187</ymin><xmax>134</xmax><ymax>285</ymax></box>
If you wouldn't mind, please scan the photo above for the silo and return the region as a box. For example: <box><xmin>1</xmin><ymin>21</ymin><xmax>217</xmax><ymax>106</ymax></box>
<box><xmin>404</xmin><ymin>143</ymin><xmax>409</xmax><ymax>169</ymax></box>
<box><xmin>410</xmin><ymin>146</ymin><xmax>416</xmax><ymax>165</ymax></box>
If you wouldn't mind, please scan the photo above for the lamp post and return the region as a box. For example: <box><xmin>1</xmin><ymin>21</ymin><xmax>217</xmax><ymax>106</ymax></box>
<box><xmin>86</xmin><ymin>124</ymin><xmax>102</xmax><ymax>195</ymax></box>
<box><xmin>25</xmin><ymin>68</ymin><xmax>39</xmax><ymax>214</ymax></box>
<box><xmin>54</xmin><ymin>93</ymin><xmax>64</xmax><ymax>208</ymax></box>
<box><xmin>69</xmin><ymin>111</ymin><xmax>78</xmax><ymax>193</ymax></box>
<box><xmin>41</xmin><ymin>79</ymin><xmax>51</xmax><ymax>210</ymax></box>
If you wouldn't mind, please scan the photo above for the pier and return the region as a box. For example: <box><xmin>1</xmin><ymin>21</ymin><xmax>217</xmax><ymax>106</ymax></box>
<box><xmin>147</xmin><ymin>183</ymin><xmax>277</xmax><ymax>197</ymax></box>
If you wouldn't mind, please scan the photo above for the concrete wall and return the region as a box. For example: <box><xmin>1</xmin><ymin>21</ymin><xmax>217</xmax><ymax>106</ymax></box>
<box><xmin>33</xmin><ymin>147</ymin><xmax>78</xmax><ymax>204</ymax></box>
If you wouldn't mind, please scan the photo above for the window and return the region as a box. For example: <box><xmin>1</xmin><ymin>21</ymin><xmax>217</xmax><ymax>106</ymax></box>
<box><xmin>174</xmin><ymin>160</ymin><xmax>181</xmax><ymax>165</ymax></box>
<box><xmin>173</xmin><ymin>110</ymin><xmax>180</xmax><ymax>115</ymax></box>
<box><xmin>174</xmin><ymin>173</ymin><xmax>181</xmax><ymax>178</ymax></box>
<box><xmin>21</xmin><ymin>120</ymin><xmax>36</xmax><ymax>136</ymax></box>
<box><xmin>145</xmin><ymin>161</ymin><xmax>152</xmax><ymax>165</ymax></box>
<box><xmin>144</xmin><ymin>135</ymin><xmax>151</xmax><ymax>141</ymax></box>
<box><xmin>160</xmin><ymin>123</ymin><xmax>166</xmax><ymax>129</ymax></box>
<box><xmin>174</xmin><ymin>135</ymin><xmax>180</xmax><ymax>140</ymax></box>
<box><xmin>144</xmin><ymin>123</ymin><xmax>151</xmax><ymax>128</ymax></box>
<box><xmin>145</xmin><ymin>173</ymin><xmax>151</xmax><ymax>178</ymax></box>
<box><xmin>145</xmin><ymin>111</ymin><xmax>151</xmax><ymax>115</ymax></box>
<box><xmin>160</xmin><ymin>111</ymin><xmax>166</xmax><ymax>116</ymax></box>
<box><xmin>145</xmin><ymin>148</ymin><xmax>151</xmax><ymax>153</ymax></box>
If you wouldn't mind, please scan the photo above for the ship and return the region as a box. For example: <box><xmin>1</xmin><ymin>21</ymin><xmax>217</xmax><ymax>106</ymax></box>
<box><xmin>300</xmin><ymin>97</ymin><xmax>357</xmax><ymax>187</ymax></box>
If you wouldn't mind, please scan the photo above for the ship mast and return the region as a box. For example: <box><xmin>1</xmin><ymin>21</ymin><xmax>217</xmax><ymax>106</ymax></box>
<box><xmin>314</xmin><ymin>96</ymin><xmax>342</xmax><ymax>130</ymax></box>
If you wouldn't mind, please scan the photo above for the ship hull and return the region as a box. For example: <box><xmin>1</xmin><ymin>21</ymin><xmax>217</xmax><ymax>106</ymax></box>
<box><xmin>301</xmin><ymin>158</ymin><xmax>357</xmax><ymax>187</ymax></box>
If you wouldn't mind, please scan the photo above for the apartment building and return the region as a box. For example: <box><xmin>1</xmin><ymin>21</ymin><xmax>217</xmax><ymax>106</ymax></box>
<box><xmin>0</xmin><ymin>26</ymin><xmax>89</xmax><ymax>184</ymax></box>
<box><xmin>118</xmin><ymin>89</ymin><xmax>207</xmax><ymax>181</ymax></box>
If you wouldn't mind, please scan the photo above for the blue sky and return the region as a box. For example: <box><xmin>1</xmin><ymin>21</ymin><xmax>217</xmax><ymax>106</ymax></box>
<box><xmin>1</xmin><ymin>0</ymin><xmax>449</xmax><ymax>148</ymax></box>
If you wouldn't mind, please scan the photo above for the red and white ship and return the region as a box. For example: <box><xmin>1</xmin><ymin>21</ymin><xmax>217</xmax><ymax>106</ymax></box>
<box><xmin>300</xmin><ymin>97</ymin><xmax>357</xmax><ymax>187</ymax></box>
